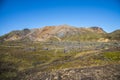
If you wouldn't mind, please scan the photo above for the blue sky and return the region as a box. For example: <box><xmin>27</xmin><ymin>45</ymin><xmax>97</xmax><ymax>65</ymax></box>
<box><xmin>0</xmin><ymin>0</ymin><xmax>120</xmax><ymax>36</ymax></box>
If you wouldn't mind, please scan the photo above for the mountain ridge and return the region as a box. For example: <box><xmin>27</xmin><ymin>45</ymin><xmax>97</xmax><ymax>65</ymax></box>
<box><xmin>0</xmin><ymin>25</ymin><xmax>119</xmax><ymax>42</ymax></box>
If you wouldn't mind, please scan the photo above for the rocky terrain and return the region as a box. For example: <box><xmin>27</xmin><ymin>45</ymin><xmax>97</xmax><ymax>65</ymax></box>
<box><xmin>17</xmin><ymin>64</ymin><xmax>120</xmax><ymax>80</ymax></box>
<box><xmin>0</xmin><ymin>25</ymin><xmax>120</xmax><ymax>80</ymax></box>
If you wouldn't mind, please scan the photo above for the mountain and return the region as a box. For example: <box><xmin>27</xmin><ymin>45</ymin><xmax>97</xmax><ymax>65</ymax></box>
<box><xmin>0</xmin><ymin>25</ymin><xmax>120</xmax><ymax>80</ymax></box>
<box><xmin>0</xmin><ymin>25</ymin><xmax>106</xmax><ymax>42</ymax></box>
<box><xmin>106</xmin><ymin>29</ymin><xmax>120</xmax><ymax>41</ymax></box>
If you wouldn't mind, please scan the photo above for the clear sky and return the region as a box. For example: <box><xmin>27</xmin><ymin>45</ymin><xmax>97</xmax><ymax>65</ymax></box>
<box><xmin>0</xmin><ymin>0</ymin><xmax>120</xmax><ymax>36</ymax></box>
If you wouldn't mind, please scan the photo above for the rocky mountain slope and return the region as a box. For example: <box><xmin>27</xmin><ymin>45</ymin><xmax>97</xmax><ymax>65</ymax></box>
<box><xmin>0</xmin><ymin>25</ymin><xmax>120</xmax><ymax>80</ymax></box>
<box><xmin>0</xmin><ymin>25</ymin><xmax>106</xmax><ymax>42</ymax></box>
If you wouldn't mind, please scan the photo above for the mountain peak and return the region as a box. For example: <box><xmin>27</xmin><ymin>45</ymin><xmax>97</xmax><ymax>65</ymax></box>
<box><xmin>88</xmin><ymin>26</ymin><xmax>106</xmax><ymax>33</ymax></box>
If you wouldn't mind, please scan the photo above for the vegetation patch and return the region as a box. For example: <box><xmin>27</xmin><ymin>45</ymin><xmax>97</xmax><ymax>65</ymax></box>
<box><xmin>103</xmin><ymin>51</ymin><xmax>120</xmax><ymax>61</ymax></box>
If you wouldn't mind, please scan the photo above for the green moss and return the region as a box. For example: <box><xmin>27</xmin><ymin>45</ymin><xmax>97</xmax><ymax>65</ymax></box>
<box><xmin>103</xmin><ymin>52</ymin><xmax>120</xmax><ymax>61</ymax></box>
<box><xmin>0</xmin><ymin>72</ymin><xmax>17</xmax><ymax>79</ymax></box>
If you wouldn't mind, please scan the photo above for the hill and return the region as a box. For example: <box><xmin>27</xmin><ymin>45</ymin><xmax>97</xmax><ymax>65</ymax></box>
<box><xmin>0</xmin><ymin>25</ymin><xmax>106</xmax><ymax>42</ymax></box>
<box><xmin>0</xmin><ymin>25</ymin><xmax>120</xmax><ymax>80</ymax></box>
<box><xmin>106</xmin><ymin>29</ymin><xmax>120</xmax><ymax>41</ymax></box>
